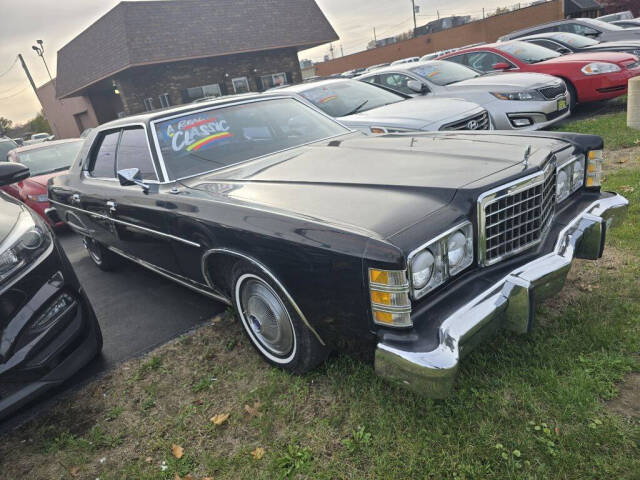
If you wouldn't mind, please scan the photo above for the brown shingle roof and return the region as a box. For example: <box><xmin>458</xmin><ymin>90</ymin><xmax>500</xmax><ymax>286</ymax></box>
<box><xmin>56</xmin><ymin>0</ymin><xmax>338</xmax><ymax>98</ymax></box>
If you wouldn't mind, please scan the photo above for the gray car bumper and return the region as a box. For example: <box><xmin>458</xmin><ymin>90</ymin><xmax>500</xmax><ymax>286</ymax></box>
<box><xmin>375</xmin><ymin>192</ymin><xmax>629</xmax><ymax>398</ymax></box>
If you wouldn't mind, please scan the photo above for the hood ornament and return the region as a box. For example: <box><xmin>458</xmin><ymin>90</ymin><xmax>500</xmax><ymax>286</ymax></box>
<box><xmin>523</xmin><ymin>145</ymin><xmax>532</xmax><ymax>169</ymax></box>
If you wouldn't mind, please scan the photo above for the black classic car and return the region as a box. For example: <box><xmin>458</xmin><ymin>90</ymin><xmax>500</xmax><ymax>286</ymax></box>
<box><xmin>0</xmin><ymin>162</ymin><xmax>102</xmax><ymax>420</ymax></box>
<box><xmin>48</xmin><ymin>94</ymin><xmax>628</xmax><ymax>398</ymax></box>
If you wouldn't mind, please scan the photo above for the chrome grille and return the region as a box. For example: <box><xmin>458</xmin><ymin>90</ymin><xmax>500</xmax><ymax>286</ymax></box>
<box><xmin>538</xmin><ymin>83</ymin><xmax>567</xmax><ymax>100</ymax></box>
<box><xmin>441</xmin><ymin>110</ymin><xmax>490</xmax><ymax>131</ymax></box>
<box><xmin>479</xmin><ymin>163</ymin><xmax>556</xmax><ymax>266</ymax></box>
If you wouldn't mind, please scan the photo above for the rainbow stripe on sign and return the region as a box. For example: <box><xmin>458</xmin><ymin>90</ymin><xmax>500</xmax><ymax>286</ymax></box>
<box><xmin>187</xmin><ymin>132</ymin><xmax>233</xmax><ymax>151</ymax></box>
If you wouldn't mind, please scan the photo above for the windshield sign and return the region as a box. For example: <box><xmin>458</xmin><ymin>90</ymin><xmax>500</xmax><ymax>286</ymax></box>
<box><xmin>299</xmin><ymin>81</ymin><xmax>403</xmax><ymax>118</ymax></box>
<box><xmin>554</xmin><ymin>33</ymin><xmax>598</xmax><ymax>47</ymax></box>
<box><xmin>410</xmin><ymin>61</ymin><xmax>479</xmax><ymax>85</ymax></box>
<box><xmin>16</xmin><ymin>141</ymin><xmax>83</xmax><ymax>176</ymax></box>
<box><xmin>496</xmin><ymin>41</ymin><xmax>561</xmax><ymax>64</ymax></box>
<box><xmin>153</xmin><ymin>98</ymin><xmax>349</xmax><ymax>180</ymax></box>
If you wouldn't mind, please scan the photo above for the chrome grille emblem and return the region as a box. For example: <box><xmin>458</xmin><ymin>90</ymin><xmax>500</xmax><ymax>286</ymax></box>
<box><xmin>466</xmin><ymin>119</ymin><xmax>479</xmax><ymax>130</ymax></box>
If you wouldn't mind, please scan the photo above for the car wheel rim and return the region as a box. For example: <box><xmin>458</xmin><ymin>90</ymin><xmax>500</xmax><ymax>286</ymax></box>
<box><xmin>239</xmin><ymin>277</ymin><xmax>294</xmax><ymax>357</ymax></box>
<box><xmin>83</xmin><ymin>238</ymin><xmax>102</xmax><ymax>265</ymax></box>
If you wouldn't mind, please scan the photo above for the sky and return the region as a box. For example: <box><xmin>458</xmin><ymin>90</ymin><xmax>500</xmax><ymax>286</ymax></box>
<box><xmin>0</xmin><ymin>0</ymin><xmax>513</xmax><ymax>125</ymax></box>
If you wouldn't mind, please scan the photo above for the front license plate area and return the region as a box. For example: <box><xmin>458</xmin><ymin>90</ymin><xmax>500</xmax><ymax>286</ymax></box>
<box><xmin>557</xmin><ymin>97</ymin><xmax>567</xmax><ymax>111</ymax></box>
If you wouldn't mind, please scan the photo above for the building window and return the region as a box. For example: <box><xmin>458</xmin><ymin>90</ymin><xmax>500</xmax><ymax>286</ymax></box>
<box><xmin>259</xmin><ymin>72</ymin><xmax>288</xmax><ymax>90</ymax></box>
<box><xmin>159</xmin><ymin>93</ymin><xmax>171</xmax><ymax>108</ymax></box>
<box><xmin>186</xmin><ymin>83</ymin><xmax>222</xmax><ymax>101</ymax></box>
<box><xmin>143</xmin><ymin>98</ymin><xmax>154</xmax><ymax>112</ymax></box>
<box><xmin>232</xmin><ymin>77</ymin><xmax>250</xmax><ymax>94</ymax></box>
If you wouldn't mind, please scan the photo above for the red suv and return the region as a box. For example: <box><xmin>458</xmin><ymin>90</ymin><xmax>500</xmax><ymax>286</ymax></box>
<box><xmin>439</xmin><ymin>41</ymin><xmax>640</xmax><ymax>109</ymax></box>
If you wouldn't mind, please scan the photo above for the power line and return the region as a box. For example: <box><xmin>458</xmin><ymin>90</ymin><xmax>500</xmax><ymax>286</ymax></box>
<box><xmin>0</xmin><ymin>83</ymin><xmax>26</xmax><ymax>96</ymax></box>
<box><xmin>0</xmin><ymin>85</ymin><xmax>29</xmax><ymax>101</ymax></box>
<box><xmin>0</xmin><ymin>56</ymin><xmax>19</xmax><ymax>78</ymax></box>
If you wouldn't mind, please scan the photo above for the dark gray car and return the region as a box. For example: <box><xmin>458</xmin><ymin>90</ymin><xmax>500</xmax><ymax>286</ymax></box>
<box><xmin>499</xmin><ymin>18</ymin><xmax>640</xmax><ymax>42</ymax></box>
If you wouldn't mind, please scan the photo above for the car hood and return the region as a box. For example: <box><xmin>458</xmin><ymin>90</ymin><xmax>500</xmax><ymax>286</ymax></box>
<box><xmin>337</xmin><ymin>97</ymin><xmax>482</xmax><ymax>130</ymax></box>
<box><xmin>541</xmin><ymin>51</ymin><xmax>638</xmax><ymax>65</ymax></box>
<box><xmin>447</xmin><ymin>72</ymin><xmax>561</xmax><ymax>91</ymax></box>
<box><xmin>0</xmin><ymin>193</ymin><xmax>24</xmax><ymax>245</ymax></box>
<box><xmin>25</xmin><ymin>170</ymin><xmax>68</xmax><ymax>189</ymax></box>
<box><xmin>185</xmin><ymin>132</ymin><xmax>564</xmax><ymax>240</ymax></box>
<box><xmin>583</xmin><ymin>40</ymin><xmax>640</xmax><ymax>51</ymax></box>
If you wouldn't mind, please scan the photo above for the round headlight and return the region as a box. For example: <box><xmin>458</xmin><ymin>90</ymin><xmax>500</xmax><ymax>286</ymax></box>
<box><xmin>21</xmin><ymin>228</ymin><xmax>44</xmax><ymax>250</ymax></box>
<box><xmin>557</xmin><ymin>168</ymin><xmax>569</xmax><ymax>200</ymax></box>
<box><xmin>572</xmin><ymin>161</ymin><xmax>585</xmax><ymax>189</ymax></box>
<box><xmin>411</xmin><ymin>249</ymin><xmax>434</xmax><ymax>290</ymax></box>
<box><xmin>447</xmin><ymin>231</ymin><xmax>467</xmax><ymax>267</ymax></box>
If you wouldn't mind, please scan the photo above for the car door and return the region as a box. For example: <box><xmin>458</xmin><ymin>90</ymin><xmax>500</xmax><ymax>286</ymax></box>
<box><xmin>107</xmin><ymin>126</ymin><xmax>183</xmax><ymax>275</ymax></box>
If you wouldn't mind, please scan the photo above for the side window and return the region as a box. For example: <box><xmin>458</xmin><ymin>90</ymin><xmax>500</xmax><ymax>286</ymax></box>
<box><xmin>530</xmin><ymin>39</ymin><xmax>558</xmax><ymax>50</ymax></box>
<box><xmin>116</xmin><ymin>128</ymin><xmax>158</xmax><ymax>181</ymax></box>
<box><xmin>360</xmin><ymin>75</ymin><xmax>378</xmax><ymax>84</ymax></box>
<box><xmin>573</xmin><ymin>24</ymin><xmax>599</xmax><ymax>36</ymax></box>
<box><xmin>445</xmin><ymin>53</ymin><xmax>469</xmax><ymax>67</ymax></box>
<box><xmin>377</xmin><ymin>73</ymin><xmax>417</xmax><ymax>95</ymax></box>
<box><xmin>89</xmin><ymin>131</ymin><xmax>120</xmax><ymax>178</ymax></box>
<box><xmin>465</xmin><ymin>52</ymin><xmax>514</xmax><ymax>73</ymax></box>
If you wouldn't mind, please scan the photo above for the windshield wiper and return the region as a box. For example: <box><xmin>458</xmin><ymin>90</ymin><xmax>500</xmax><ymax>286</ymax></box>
<box><xmin>344</xmin><ymin>100</ymin><xmax>369</xmax><ymax>116</ymax></box>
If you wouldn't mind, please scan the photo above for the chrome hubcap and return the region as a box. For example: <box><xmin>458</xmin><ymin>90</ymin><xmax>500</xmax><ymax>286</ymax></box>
<box><xmin>83</xmin><ymin>238</ymin><xmax>102</xmax><ymax>264</ymax></box>
<box><xmin>240</xmin><ymin>278</ymin><xmax>293</xmax><ymax>357</ymax></box>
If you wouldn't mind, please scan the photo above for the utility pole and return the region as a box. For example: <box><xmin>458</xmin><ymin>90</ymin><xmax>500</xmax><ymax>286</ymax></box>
<box><xmin>373</xmin><ymin>27</ymin><xmax>377</xmax><ymax>42</ymax></box>
<box><xmin>329</xmin><ymin>43</ymin><xmax>335</xmax><ymax>59</ymax></box>
<box><xmin>437</xmin><ymin>10</ymin><xmax>440</xmax><ymax>20</ymax></box>
<box><xmin>340</xmin><ymin>44</ymin><xmax>344</xmax><ymax>57</ymax></box>
<box><xmin>18</xmin><ymin>54</ymin><xmax>38</xmax><ymax>97</ymax></box>
<box><xmin>411</xmin><ymin>0</ymin><xmax>417</xmax><ymax>31</ymax></box>
<box><xmin>482</xmin><ymin>8</ymin><xmax>485</xmax><ymax>19</ymax></box>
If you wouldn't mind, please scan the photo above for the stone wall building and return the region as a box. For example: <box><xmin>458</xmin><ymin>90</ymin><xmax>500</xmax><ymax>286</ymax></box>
<box><xmin>54</xmin><ymin>0</ymin><xmax>338</xmax><ymax>126</ymax></box>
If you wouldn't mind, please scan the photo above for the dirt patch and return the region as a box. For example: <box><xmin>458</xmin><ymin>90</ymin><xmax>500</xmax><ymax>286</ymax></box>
<box><xmin>607</xmin><ymin>372</ymin><xmax>640</xmax><ymax>419</ymax></box>
<box><xmin>543</xmin><ymin>246</ymin><xmax>633</xmax><ymax>313</ymax></box>
<box><xmin>604</xmin><ymin>146</ymin><xmax>640</xmax><ymax>172</ymax></box>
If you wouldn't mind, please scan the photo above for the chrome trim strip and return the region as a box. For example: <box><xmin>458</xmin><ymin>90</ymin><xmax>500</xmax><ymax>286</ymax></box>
<box><xmin>49</xmin><ymin>199</ymin><xmax>201</xmax><ymax>248</ymax></box>
<box><xmin>107</xmin><ymin>246</ymin><xmax>231</xmax><ymax>305</ymax></box>
<box><xmin>200</xmin><ymin>248</ymin><xmax>325</xmax><ymax>345</ymax></box>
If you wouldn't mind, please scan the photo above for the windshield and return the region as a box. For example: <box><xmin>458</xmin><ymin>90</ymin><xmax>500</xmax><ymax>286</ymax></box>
<box><xmin>582</xmin><ymin>18</ymin><xmax>623</xmax><ymax>31</ymax></box>
<box><xmin>553</xmin><ymin>32</ymin><xmax>599</xmax><ymax>47</ymax></box>
<box><xmin>410</xmin><ymin>60</ymin><xmax>479</xmax><ymax>85</ymax></box>
<box><xmin>298</xmin><ymin>81</ymin><xmax>403</xmax><ymax>117</ymax></box>
<box><xmin>153</xmin><ymin>97</ymin><xmax>350</xmax><ymax>180</ymax></box>
<box><xmin>0</xmin><ymin>140</ymin><xmax>18</xmax><ymax>160</ymax></box>
<box><xmin>16</xmin><ymin>141</ymin><xmax>82</xmax><ymax>176</ymax></box>
<box><xmin>496</xmin><ymin>41</ymin><xmax>561</xmax><ymax>64</ymax></box>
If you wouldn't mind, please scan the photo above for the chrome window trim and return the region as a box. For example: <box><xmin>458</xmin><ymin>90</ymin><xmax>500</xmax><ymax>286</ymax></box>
<box><xmin>407</xmin><ymin>221</ymin><xmax>473</xmax><ymax>300</ymax></box>
<box><xmin>84</xmin><ymin>122</ymin><xmax>163</xmax><ymax>183</ymax></box>
<box><xmin>477</xmin><ymin>160</ymin><xmax>556</xmax><ymax>267</ymax></box>
<box><xmin>148</xmin><ymin>96</ymin><xmax>353</xmax><ymax>183</ymax></box>
<box><xmin>107</xmin><ymin>246</ymin><xmax>230</xmax><ymax>304</ymax></box>
<box><xmin>48</xmin><ymin>199</ymin><xmax>200</xmax><ymax>248</ymax></box>
<box><xmin>201</xmin><ymin>247</ymin><xmax>325</xmax><ymax>345</ymax></box>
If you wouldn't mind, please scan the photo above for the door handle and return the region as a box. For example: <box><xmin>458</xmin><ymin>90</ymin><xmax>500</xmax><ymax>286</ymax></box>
<box><xmin>71</xmin><ymin>193</ymin><xmax>81</xmax><ymax>204</ymax></box>
<box><xmin>106</xmin><ymin>200</ymin><xmax>117</xmax><ymax>214</ymax></box>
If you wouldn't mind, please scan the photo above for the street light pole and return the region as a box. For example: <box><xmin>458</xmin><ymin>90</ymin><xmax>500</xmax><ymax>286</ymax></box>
<box><xmin>411</xmin><ymin>0</ymin><xmax>417</xmax><ymax>32</ymax></box>
<box><xmin>32</xmin><ymin>39</ymin><xmax>54</xmax><ymax>84</ymax></box>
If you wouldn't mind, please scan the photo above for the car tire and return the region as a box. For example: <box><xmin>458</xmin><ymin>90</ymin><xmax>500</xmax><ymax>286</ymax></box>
<box><xmin>566</xmin><ymin>81</ymin><xmax>577</xmax><ymax>112</ymax></box>
<box><xmin>231</xmin><ymin>263</ymin><xmax>329</xmax><ymax>374</ymax></box>
<box><xmin>83</xmin><ymin>237</ymin><xmax>119</xmax><ymax>271</ymax></box>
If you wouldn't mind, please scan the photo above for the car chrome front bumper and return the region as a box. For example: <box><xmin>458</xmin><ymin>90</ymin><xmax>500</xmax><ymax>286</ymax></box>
<box><xmin>375</xmin><ymin>192</ymin><xmax>629</xmax><ymax>399</ymax></box>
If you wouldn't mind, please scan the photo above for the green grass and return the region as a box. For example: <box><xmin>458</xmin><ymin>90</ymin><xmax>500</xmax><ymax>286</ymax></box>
<box><xmin>0</xmin><ymin>159</ymin><xmax>638</xmax><ymax>480</ymax></box>
<box><xmin>553</xmin><ymin>110</ymin><xmax>640</xmax><ymax>149</ymax></box>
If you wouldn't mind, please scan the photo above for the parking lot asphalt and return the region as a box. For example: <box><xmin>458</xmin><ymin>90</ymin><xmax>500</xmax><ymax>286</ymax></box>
<box><xmin>1</xmin><ymin>229</ymin><xmax>224</xmax><ymax>433</ymax></box>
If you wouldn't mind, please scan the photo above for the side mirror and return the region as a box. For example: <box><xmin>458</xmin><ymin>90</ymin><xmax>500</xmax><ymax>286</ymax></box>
<box><xmin>117</xmin><ymin>167</ymin><xmax>150</xmax><ymax>193</ymax></box>
<box><xmin>0</xmin><ymin>162</ymin><xmax>29</xmax><ymax>187</ymax></box>
<box><xmin>493</xmin><ymin>62</ymin><xmax>512</xmax><ymax>71</ymax></box>
<box><xmin>407</xmin><ymin>79</ymin><xmax>427</xmax><ymax>94</ymax></box>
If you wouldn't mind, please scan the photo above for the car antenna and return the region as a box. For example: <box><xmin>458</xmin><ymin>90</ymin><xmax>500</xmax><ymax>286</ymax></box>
<box><xmin>523</xmin><ymin>145</ymin><xmax>532</xmax><ymax>169</ymax></box>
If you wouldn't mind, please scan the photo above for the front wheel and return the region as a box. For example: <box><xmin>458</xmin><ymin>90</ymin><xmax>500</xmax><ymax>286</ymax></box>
<box><xmin>231</xmin><ymin>264</ymin><xmax>329</xmax><ymax>373</ymax></box>
<box><xmin>83</xmin><ymin>237</ymin><xmax>119</xmax><ymax>271</ymax></box>
<box><xmin>566</xmin><ymin>81</ymin><xmax>577</xmax><ymax>112</ymax></box>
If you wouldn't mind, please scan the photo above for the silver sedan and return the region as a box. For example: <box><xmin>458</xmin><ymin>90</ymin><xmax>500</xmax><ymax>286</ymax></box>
<box><xmin>356</xmin><ymin>60</ymin><xmax>570</xmax><ymax>130</ymax></box>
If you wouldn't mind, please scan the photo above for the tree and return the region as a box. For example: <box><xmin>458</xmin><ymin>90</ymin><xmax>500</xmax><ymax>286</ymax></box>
<box><xmin>0</xmin><ymin>116</ymin><xmax>12</xmax><ymax>135</ymax></box>
<box><xmin>29</xmin><ymin>110</ymin><xmax>51</xmax><ymax>134</ymax></box>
